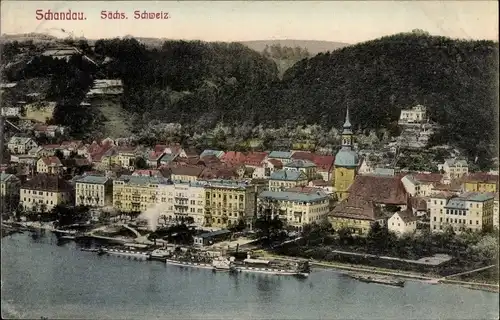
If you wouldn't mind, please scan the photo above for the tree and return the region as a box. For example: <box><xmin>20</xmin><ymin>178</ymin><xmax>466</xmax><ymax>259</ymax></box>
<box><xmin>134</xmin><ymin>157</ymin><xmax>148</xmax><ymax>169</ymax></box>
<box><xmin>230</xmin><ymin>219</ymin><xmax>246</xmax><ymax>232</ymax></box>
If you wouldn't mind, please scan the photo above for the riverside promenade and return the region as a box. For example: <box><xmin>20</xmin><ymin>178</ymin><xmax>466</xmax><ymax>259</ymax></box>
<box><xmin>256</xmin><ymin>251</ymin><xmax>499</xmax><ymax>292</ymax></box>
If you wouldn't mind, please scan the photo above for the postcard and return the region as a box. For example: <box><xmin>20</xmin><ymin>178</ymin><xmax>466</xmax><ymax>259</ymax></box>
<box><xmin>1</xmin><ymin>1</ymin><xmax>498</xmax><ymax>319</ymax></box>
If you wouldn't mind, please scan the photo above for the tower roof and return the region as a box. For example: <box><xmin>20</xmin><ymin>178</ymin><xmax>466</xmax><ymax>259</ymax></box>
<box><xmin>343</xmin><ymin>107</ymin><xmax>352</xmax><ymax>128</ymax></box>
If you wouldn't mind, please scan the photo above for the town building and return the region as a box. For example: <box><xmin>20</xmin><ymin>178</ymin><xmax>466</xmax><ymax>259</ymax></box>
<box><xmin>283</xmin><ymin>159</ymin><xmax>317</xmax><ymax>179</ymax></box>
<box><xmin>428</xmin><ymin>192</ymin><xmax>456</xmax><ymax>232</ymax></box>
<box><xmin>7</xmin><ymin>136</ymin><xmax>38</xmax><ymax>154</ymax></box>
<box><xmin>158</xmin><ymin>182</ymin><xmax>206</xmax><ymax>226</ymax></box>
<box><xmin>308</xmin><ymin>180</ymin><xmax>334</xmax><ymax>195</ymax></box>
<box><xmin>1</xmin><ymin>106</ymin><xmax>22</xmax><ymax>118</ymax></box>
<box><xmin>268</xmin><ymin>170</ymin><xmax>308</xmax><ymax>192</ymax></box>
<box><xmin>0</xmin><ymin>173</ymin><xmax>21</xmax><ymax>213</ymax></box>
<box><xmin>112</xmin><ymin>175</ymin><xmax>172</xmax><ymax>213</ymax></box>
<box><xmin>328</xmin><ymin>197</ymin><xmax>385</xmax><ymax>235</ymax></box>
<box><xmin>401</xmin><ymin>173</ymin><xmax>443</xmax><ymax>197</ymax></box>
<box><xmin>463</xmin><ymin>173</ymin><xmax>498</xmax><ymax>193</ymax></box>
<box><xmin>267</xmin><ymin>151</ymin><xmax>293</xmax><ymax>165</ymax></box>
<box><xmin>398</xmin><ymin>105</ymin><xmax>427</xmax><ymax>124</ymax></box>
<box><xmin>388</xmin><ymin>210</ymin><xmax>418</xmax><ymax>236</ymax></box>
<box><xmin>334</xmin><ymin>108</ymin><xmax>359</xmax><ymax>201</ymax></box>
<box><xmin>170</xmin><ymin>166</ymin><xmax>204</xmax><ymax>183</ymax></box>
<box><xmin>257</xmin><ymin>188</ymin><xmax>330</xmax><ymax>231</ymax></box>
<box><xmin>193</xmin><ymin>229</ymin><xmax>231</xmax><ymax>247</ymax></box>
<box><xmin>36</xmin><ymin>156</ymin><xmax>63</xmax><ymax>174</ymax></box>
<box><xmin>200</xmin><ymin>149</ymin><xmax>225</xmax><ymax>159</ymax></box>
<box><xmin>439</xmin><ymin>158</ymin><xmax>469</xmax><ymax>179</ymax></box>
<box><xmin>329</xmin><ymin>174</ymin><xmax>408</xmax><ymax>235</ymax></box>
<box><xmin>20</xmin><ymin>174</ymin><xmax>73</xmax><ymax>212</ymax></box>
<box><xmin>203</xmin><ymin>180</ymin><xmax>257</xmax><ymax>229</ymax></box>
<box><xmin>75</xmin><ymin>175</ymin><xmax>113</xmax><ymax>207</ymax></box>
<box><xmin>442</xmin><ymin>192</ymin><xmax>495</xmax><ymax>233</ymax></box>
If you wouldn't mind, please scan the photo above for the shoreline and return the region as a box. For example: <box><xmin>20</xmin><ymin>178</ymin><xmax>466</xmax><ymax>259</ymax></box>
<box><xmin>255</xmin><ymin>251</ymin><xmax>500</xmax><ymax>293</ymax></box>
<box><xmin>3</xmin><ymin>223</ymin><xmax>498</xmax><ymax>293</ymax></box>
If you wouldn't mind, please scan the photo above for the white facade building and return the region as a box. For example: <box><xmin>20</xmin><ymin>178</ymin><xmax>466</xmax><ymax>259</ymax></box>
<box><xmin>399</xmin><ymin>105</ymin><xmax>427</xmax><ymax>124</ymax></box>
<box><xmin>388</xmin><ymin>211</ymin><xmax>418</xmax><ymax>235</ymax></box>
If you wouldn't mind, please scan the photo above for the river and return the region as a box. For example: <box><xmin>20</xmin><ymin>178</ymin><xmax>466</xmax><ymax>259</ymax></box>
<box><xmin>1</xmin><ymin>232</ymin><xmax>498</xmax><ymax>320</ymax></box>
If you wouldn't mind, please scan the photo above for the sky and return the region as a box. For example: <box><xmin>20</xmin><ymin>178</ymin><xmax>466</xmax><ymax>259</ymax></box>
<box><xmin>1</xmin><ymin>1</ymin><xmax>498</xmax><ymax>43</ymax></box>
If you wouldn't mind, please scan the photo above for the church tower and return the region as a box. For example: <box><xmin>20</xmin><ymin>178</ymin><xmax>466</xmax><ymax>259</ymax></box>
<box><xmin>334</xmin><ymin>107</ymin><xmax>359</xmax><ymax>201</ymax></box>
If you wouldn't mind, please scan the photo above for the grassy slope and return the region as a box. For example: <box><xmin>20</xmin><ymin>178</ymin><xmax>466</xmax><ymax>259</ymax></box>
<box><xmin>98</xmin><ymin>101</ymin><xmax>132</xmax><ymax>138</ymax></box>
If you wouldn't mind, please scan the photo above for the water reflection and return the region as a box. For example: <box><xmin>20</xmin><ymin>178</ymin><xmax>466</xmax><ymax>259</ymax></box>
<box><xmin>2</xmin><ymin>234</ymin><xmax>499</xmax><ymax>320</ymax></box>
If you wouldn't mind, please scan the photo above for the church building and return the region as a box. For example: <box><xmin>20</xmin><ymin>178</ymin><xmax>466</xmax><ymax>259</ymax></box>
<box><xmin>333</xmin><ymin>107</ymin><xmax>359</xmax><ymax>201</ymax></box>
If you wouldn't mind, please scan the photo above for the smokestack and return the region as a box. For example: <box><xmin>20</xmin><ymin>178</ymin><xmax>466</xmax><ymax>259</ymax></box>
<box><xmin>0</xmin><ymin>115</ymin><xmax>4</xmax><ymax>165</ymax></box>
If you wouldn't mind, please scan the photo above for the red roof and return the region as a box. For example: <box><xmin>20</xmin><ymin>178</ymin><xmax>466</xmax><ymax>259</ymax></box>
<box><xmin>312</xmin><ymin>155</ymin><xmax>335</xmax><ymax>171</ymax></box>
<box><xmin>154</xmin><ymin>144</ymin><xmax>168</xmax><ymax>153</ymax></box>
<box><xmin>464</xmin><ymin>172</ymin><xmax>499</xmax><ymax>183</ymax></box>
<box><xmin>291</xmin><ymin>151</ymin><xmax>315</xmax><ymax>161</ymax></box>
<box><xmin>267</xmin><ymin>159</ymin><xmax>283</xmax><ymax>168</ymax></box>
<box><xmin>348</xmin><ymin>175</ymin><xmax>408</xmax><ymax>205</ymax></box>
<box><xmin>244</xmin><ymin>152</ymin><xmax>268</xmax><ymax>166</ymax></box>
<box><xmin>413</xmin><ymin>173</ymin><xmax>443</xmax><ymax>183</ymax></box>
<box><xmin>221</xmin><ymin>151</ymin><xmax>247</xmax><ymax>165</ymax></box>
<box><xmin>41</xmin><ymin>156</ymin><xmax>62</xmax><ymax>166</ymax></box>
<box><xmin>148</xmin><ymin>150</ymin><xmax>164</xmax><ymax>161</ymax></box>
<box><xmin>291</xmin><ymin>152</ymin><xmax>334</xmax><ymax>171</ymax></box>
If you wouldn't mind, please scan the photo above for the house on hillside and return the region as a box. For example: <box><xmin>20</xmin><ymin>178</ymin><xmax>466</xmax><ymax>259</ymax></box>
<box><xmin>438</xmin><ymin>158</ymin><xmax>468</xmax><ymax>179</ymax></box>
<box><xmin>7</xmin><ymin>136</ymin><xmax>38</xmax><ymax>154</ymax></box>
<box><xmin>36</xmin><ymin>156</ymin><xmax>63</xmax><ymax>175</ymax></box>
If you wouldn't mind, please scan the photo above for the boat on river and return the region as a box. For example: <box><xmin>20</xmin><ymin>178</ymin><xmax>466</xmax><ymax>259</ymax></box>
<box><xmin>212</xmin><ymin>256</ymin><xmax>236</xmax><ymax>272</ymax></box>
<box><xmin>97</xmin><ymin>247</ymin><xmax>150</xmax><ymax>260</ymax></box>
<box><xmin>233</xmin><ymin>254</ymin><xmax>310</xmax><ymax>277</ymax></box>
<box><xmin>348</xmin><ymin>274</ymin><xmax>405</xmax><ymax>287</ymax></box>
<box><xmin>149</xmin><ymin>248</ymin><xmax>171</xmax><ymax>262</ymax></box>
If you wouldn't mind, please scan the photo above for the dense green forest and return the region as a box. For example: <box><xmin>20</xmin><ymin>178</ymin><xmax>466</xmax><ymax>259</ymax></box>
<box><xmin>1</xmin><ymin>32</ymin><xmax>498</xmax><ymax>165</ymax></box>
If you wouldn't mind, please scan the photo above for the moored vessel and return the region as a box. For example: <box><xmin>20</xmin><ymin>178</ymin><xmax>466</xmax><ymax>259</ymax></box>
<box><xmin>97</xmin><ymin>247</ymin><xmax>150</xmax><ymax>260</ymax></box>
<box><xmin>233</xmin><ymin>253</ymin><xmax>310</xmax><ymax>277</ymax></box>
<box><xmin>212</xmin><ymin>256</ymin><xmax>236</xmax><ymax>272</ymax></box>
<box><xmin>348</xmin><ymin>273</ymin><xmax>405</xmax><ymax>287</ymax></box>
<box><xmin>149</xmin><ymin>248</ymin><xmax>171</xmax><ymax>261</ymax></box>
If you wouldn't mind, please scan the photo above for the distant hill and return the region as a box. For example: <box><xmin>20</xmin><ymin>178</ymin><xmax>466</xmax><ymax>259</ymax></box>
<box><xmin>240</xmin><ymin>40</ymin><xmax>350</xmax><ymax>55</ymax></box>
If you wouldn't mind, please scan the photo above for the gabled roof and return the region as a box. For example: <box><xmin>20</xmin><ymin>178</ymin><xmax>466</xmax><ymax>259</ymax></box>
<box><xmin>409</xmin><ymin>197</ymin><xmax>427</xmax><ymax>211</ymax></box>
<box><xmin>40</xmin><ymin>156</ymin><xmax>62</xmax><ymax>167</ymax></box>
<box><xmin>464</xmin><ymin>172</ymin><xmax>499</xmax><ymax>184</ymax></box>
<box><xmin>348</xmin><ymin>175</ymin><xmax>408</xmax><ymax>205</ymax></box>
<box><xmin>268</xmin><ymin>151</ymin><xmax>293</xmax><ymax>159</ymax></box>
<box><xmin>200</xmin><ymin>149</ymin><xmax>224</xmax><ymax>159</ymax></box>
<box><xmin>244</xmin><ymin>152</ymin><xmax>268</xmax><ymax>166</ymax></box>
<box><xmin>76</xmin><ymin>175</ymin><xmax>109</xmax><ymax>184</ymax></box>
<box><xmin>221</xmin><ymin>151</ymin><xmax>247</xmax><ymax>165</ymax></box>
<box><xmin>22</xmin><ymin>174</ymin><xmax>73</xmax><ymax>192</ymax></box>
<box><xmin>330</xmin><ymin>197</ymin><xmax>382</xmax><ymax>221</ymax></box>
<box><xmin>413</xmin><ymin>173</ymin><xmax>443</xmax><ymax>184</ymax></box>
<box><xmin>291</xmin><ymin>151</ymin><xmax>315</xmax><ymax>161</ymax></box>
<box><xmin>267</xmin><ymin>159</ymin><xmax>283</xmax><ymax>168</ymax></box>
<box><xmin>284</xmin><ymin>159</ymin><xmax>316</xmax><ymax>168</ymax></box>
<box><xmin>445</xmin><ymin>158</ymin><xmax>468</xmax><ymax>167</ymax></box>
<box><xmin>393</xmin><ymin>210</ymin><xmax>418</xmax><ymax>223</ymax></box>
<box><xmin>312</xmin><ymin>155</ymin><xmax>335</xmax><ymax>171</ymax></box>
<box><xmin>170</xmin><ymin>166</ymin><xmax>204</xmax><ymax>177</ymax></box>
<box><xmin>269</xmin><ymin>170</ymin><xmax>307</xmax><ymax>181</ymax></box>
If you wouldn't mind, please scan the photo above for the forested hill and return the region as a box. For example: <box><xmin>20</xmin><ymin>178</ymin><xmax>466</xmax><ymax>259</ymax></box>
<box><xmin>1</xmin><ymin>33</ymin><xmax>498</xmax><ymax>162</ymax></box>
<box><xmin>237</xmin><ymin>33</ymin><xmax>498</xmax><ymax>160</ymax></box>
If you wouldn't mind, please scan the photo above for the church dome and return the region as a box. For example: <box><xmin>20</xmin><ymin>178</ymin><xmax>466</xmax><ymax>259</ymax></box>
<box><xmin>334</xmin><ymin>149</ymin><xmax>359</xmax><ymax>168</ymax></box>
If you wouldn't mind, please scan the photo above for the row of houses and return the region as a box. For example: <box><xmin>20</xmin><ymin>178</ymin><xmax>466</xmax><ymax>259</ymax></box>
<box><xmin>2</xmin><ymin>166</ymin><xmax>497</xmax><ymax>236</ymax></box>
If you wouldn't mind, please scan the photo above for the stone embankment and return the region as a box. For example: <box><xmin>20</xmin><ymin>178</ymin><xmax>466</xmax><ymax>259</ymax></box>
<box><xmin>256</xmin><ymin>251</ymin><xmax>499</xmax><ymax>293</ymax></box>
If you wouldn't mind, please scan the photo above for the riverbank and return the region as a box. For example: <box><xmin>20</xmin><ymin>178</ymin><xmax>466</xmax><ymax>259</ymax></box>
<box><xmin>254</xmin><ymin>250</ymin><xmax>500</xmax><ymax>293</ymax></box>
